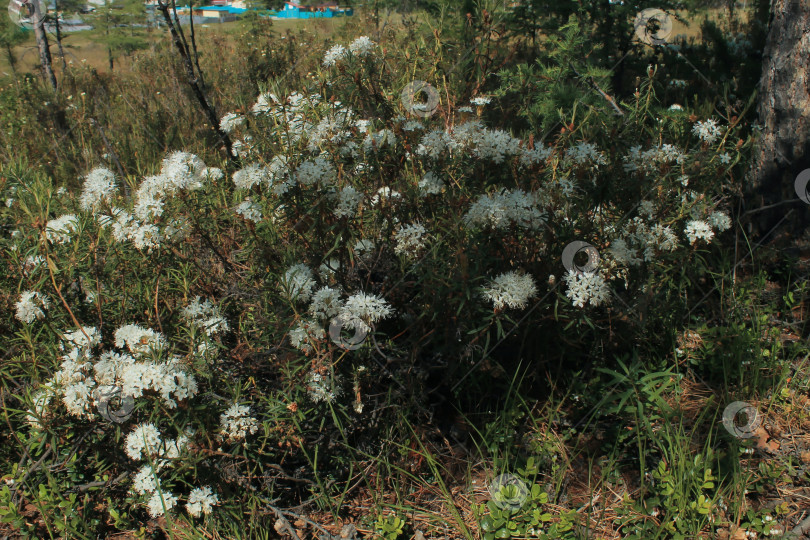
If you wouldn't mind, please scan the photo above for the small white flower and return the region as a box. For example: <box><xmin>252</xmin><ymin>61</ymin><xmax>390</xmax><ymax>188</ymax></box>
<box><xmin>718</xmin><ymin>152</ymin><xmax>732</xmax><ymax>164</ymax></box>
<box><xmin>708</xmin><ymin>211</ymin><xmax>732</xmax><ymax>232</ymax></box>
<box><xmin>470</xmin><ymin>96</ymin><xmax>492</xmax><ymax>106</ymax></box>
<box><xmin>147</xmin><ymin>490</ymin><xmax>178</xmax><ymax>518</ymax></box>
<box><xmin>692</xmin><ymin>118</ymin><xmax>722</xmax><ymax>144</ymax></box>
<box><xmin>79</xmin><ymin>168</ymin><xmax>118</xmax><ymax>211</ymax></box>
<box><xmin>348</xmin><ymin>36</ymin><xmax>375</xmax><ymax>56</ymax></box>
<box><xmin>481</xmin><ymin>271</ymin><xmax>538</xmax><ymax>310</ymax></box>
<box><xmin>15</xmin><ymin>291</ymin><xmax>50</xmax><ymax>324</ymax></box>
<box><xmin>684</xmin><ymin>220</ymin><xmax>714</xmax><ymax>244</ymax></box>
<box><xmin>219</xmin><ymin>112</ymin><xmax>245</xmax><ymax>134</ymax></box>
<box><xmin>186</xmin><ymin>486</ymin><xmax>218</xmax><ymax>517</ymax></box>
<box><xmin>220</xmin><ymin>403</ymin><xmax>259</xmax><ymax>443</ymax></box>
<box><xmin>323</xmin><ymin>44</ymin><xmax>347</xmax><ymax>67</ymax></box>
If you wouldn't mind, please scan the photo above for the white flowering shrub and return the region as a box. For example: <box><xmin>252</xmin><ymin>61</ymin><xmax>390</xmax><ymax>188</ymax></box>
<box><xmin>0</xmin><ymin>11</ymin><xmax>769</xmax><ymax>538</ymax></box>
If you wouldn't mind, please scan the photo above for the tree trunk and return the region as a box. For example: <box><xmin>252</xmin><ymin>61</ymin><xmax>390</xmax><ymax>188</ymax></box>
<box><xmin>53</xmin><ymin>0</ymin><xmax>67</xmax><ymax>70</ymax></box>
<box><xmin>746</xmin><ymin>0</ymin><xmax>810</xmax><ymax>237</ymax></box>
<box><xmin>31</xmin><ymin>0</ymin><xmax>57</xmax><ymax>90</ymax></box>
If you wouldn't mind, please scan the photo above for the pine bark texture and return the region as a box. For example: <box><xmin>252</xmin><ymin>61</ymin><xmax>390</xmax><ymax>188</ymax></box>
<box><xmin>746</xmin><ymin>0</ymin><xmax>810</xmax><ymax>235</ymax></box>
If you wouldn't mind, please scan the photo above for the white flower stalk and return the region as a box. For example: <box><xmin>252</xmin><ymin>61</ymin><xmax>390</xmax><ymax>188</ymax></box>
<box><xmin>470</xmin><ymin>96</ymin><xmax>492</xmax><ymax>106</ymax></box>
<box><xmin>79</xmin><ymin>167</ymin><xmax>118</xmax><ymax>211</ymax></box>
<box><xmin>220</xmin><ymin>403</ymin><xmax>259</xmax><ymax>443</ymax></box>
<box><xmin>186</xmin><ymin>486</ymin><xmax>218</xmax><ymax>517</ymax></box>
<box><xmin>15</xmin><ymin>291</ymin><xmax>50</xmax><ymax>323</ymax></box>
<box><xmin>481</xmin><ymin>271</ymin><xmax>538</xmax><ymax>310</ymax></box>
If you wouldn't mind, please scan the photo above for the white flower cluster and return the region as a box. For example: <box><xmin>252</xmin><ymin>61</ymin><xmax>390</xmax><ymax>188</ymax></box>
<box><xmin>282</xmin><ymin>263</ymin><xmax>318</xmax><ymax>303</ymax></box>
<box><xmin>608</xmin><ymin>217</ymin><xmax>679</xmax><ymax>266</ymax></box>
<box><xmin>463</xmin><ymin>189</ymin><xmax>546</xmax><ymax>231</ymax></box>
<box><xmin>481</xmin><ymin>271</ymin><xmax>538</xmax><ymax>310</ymax></box>
<box><xmin>470</xmin><ymin>96</ymin><xmax>492</xmax><ymax>106</ymax></box>
<box><xmin>418</xmin><ymin>171</ymin><xmax>444</xmax><ymax>196</ymax></box>
<box><xmin>563</xmin><ymin>270</ymin><xmax>611</xmax><ymax>308</ymax></box>
<box><xmin>186</xmin><ymin>486</ymin><xmax>219</xmax><ymax>517</ymax></box>
<box><xmin>332</xmin><ymin>185</ymin><xmax>364</xmax><ymax>218</ymax></box>
<box><xmin>684</xmin><ymin>219</ymin><xmax>714</xmax><ymax>244</ymax></box>
<box><xmin>181</xmin><ymin>296</ymin><xmax>229</xmax><ymax>336</ymax></box>
<box><xmin>362</xmin><ymin>128</ymin><xmax>397</xmax><ymax>153</ymax></box>
<box><xmin>46</xmin><ymin>214</ymin><xmax>80</xmax><ymax>244</ymax></box>
<box><xmin>566</xmin><ymin>142</ymin><xmax>607</xmax><ymax>166</ymax></box>
<box><xmin>125</xmin><ymin>425</ymin><xmax>211</xmax><ymax>519</ymax></box>
<box><xmin>623</xmin><ymin>143</ymin><xmax>686</xmax><ymax>172</ymax></box>
<box><xmin>134</xmin><ymin>151</ymin><xmax>221</xmax><ymax>221</ymax></box>
<box><xmin>220</xmin><ymin>403</ymin><xmax>259</xmax><ymax>443</ymax></box>
<box><xmin>79</xmin><ymin>167</ymin><xmax>118</xmax><ymax>211</ymax></box>
<box><xmin>235</xmin><ymin>199</ymin><xmax>263</xmax><ymax>223</ymax></box>
<box><xmin>519</xmin><ymin>144</ymin><xmax>553</xmax><ymax>167</ymax></box>
<box><xmin>307</xmin><ymin>371</ymin><xmax>341</xmax><ymax>403</ymax></box>
<box><xmin>322</xmin><ymin>36</ymin><xmax>376</xmax><ymax>66</ymax></box>
<box><xmin>15</xmin><ymin>291</ymin><xmax>50</xmax><ymax>324</ymax></box>
<box><xmin>295</xmin><ymin>156</ymin><xmax>336</xmax><ymax>187</ymax></box>
<box><xmin>283</xmin><ymin>260</ymin><xmax>395</xmax><ymax>353</ymax></box>
<box><xmin>692</xmin><ymin>118</ymin><xmax>722</xmax><ymax>144</ymax></box>
<box><xmin>219</xmin><ymin>112</ymin><xmax>245</xmax><ymax>133</ymax></box>
<box><xmin>393</xmin><ymin>223</ymin><xmax>428</xmax><ymax>258</ymax></box>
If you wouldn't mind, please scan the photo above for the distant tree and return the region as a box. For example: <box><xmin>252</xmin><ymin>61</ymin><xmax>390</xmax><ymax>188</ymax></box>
<box><xmin>85</xmin><ymin>0</ymin><xmax>148</xmax><ymax>70</ymax></box>
<box><xmin>0</xmin><ymin>16</ymin><xmax>28</xmax><ymax>74</ymax></box>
